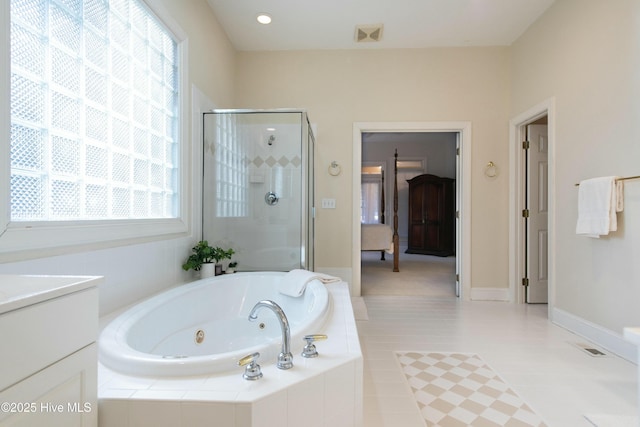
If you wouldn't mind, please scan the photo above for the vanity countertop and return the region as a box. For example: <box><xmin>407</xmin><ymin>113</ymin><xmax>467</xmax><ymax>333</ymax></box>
<box><xmin>0</xmin><ymin>275</ymin><xmax>102</xmax><ymax>314</ymax></box>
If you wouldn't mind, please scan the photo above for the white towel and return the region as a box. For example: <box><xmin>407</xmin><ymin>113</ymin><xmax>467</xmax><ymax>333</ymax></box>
<box><xmin>576</xmin><ymin>176</ymin><xmax>623</xmax><ymax>238</ymax></box>
<box><xmin>278</xmin><ymin>269</ymin><xmax>341</xmax><ymax>297</ymax></box>
<box><xmin>615</xmin><ymin>180</ymin><xmax>624</xmax><ymax>213</ymax></box>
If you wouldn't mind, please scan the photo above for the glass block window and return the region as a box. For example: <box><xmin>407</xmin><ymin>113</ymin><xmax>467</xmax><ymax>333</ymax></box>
<box><xmin>9</xmin><ymin>0</ymin><xmax>180</xmax><ymax>222</ymax></box>
<box><xmin>215</xmin><ymin>114</ymin><xmax>248</xmax><ymax>218</ymax></box>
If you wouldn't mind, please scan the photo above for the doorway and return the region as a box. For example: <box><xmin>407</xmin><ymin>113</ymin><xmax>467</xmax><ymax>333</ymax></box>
<box><xmin>360</xmin><ymin>133</ymin><xmax>457</xmax><ymax>297</ymax></box>
<box><xmin>351</xmin><ymin>121</ymin><xmax>471</xmax><ymax>299</ymax></box>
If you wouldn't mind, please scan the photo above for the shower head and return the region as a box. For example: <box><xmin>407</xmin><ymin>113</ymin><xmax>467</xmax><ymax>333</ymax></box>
<box><xmin>268</xmin><ymin>135</ymin><xmax>275</xmax><ymax>146</ymax></box>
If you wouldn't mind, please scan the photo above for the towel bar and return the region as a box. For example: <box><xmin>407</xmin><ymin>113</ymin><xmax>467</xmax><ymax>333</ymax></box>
<box><xmin>575</xmin><ymin>175</ymin><xmax>640</xmax><ymax>186</ymax></box>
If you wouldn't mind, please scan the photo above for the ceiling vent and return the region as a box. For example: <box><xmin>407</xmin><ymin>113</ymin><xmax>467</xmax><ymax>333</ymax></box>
<box><xmin>355</xmin><ymin>24</ymin><xmax>384</xmax><ymax>43</ymax></box>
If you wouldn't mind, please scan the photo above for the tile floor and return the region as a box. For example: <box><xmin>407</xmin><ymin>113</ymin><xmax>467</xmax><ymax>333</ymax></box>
<box><xmin>358</xmin><ymin>296</ymin><xmax>638</xmax><ymax>427</ymax></box>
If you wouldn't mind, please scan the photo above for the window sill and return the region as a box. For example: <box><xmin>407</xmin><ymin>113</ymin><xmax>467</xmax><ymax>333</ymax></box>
<box><xmin>0</xmin><ymin>218</ymin><xmax>189</xmax><ymax>263</ymax></box>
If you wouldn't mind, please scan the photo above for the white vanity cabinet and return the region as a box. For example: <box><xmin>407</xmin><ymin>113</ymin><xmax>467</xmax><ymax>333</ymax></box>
<box><xmin>0</xmin><ymin>275</ymin><xmax>101</xmax><ymax>427</ymax></box>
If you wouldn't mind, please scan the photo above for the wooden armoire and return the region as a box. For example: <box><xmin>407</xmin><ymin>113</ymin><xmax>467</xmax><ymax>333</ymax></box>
<box><xmin>405</xmin><ymin>174</ymin><xmax>455</xmax><ymax>257</ymax></box>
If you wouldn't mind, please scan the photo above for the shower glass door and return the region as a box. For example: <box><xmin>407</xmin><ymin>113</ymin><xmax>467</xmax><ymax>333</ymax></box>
<box><xmin>202</xmin><ymin>110</ymin><xmax>314</xmax><ymax>272</ymax></box>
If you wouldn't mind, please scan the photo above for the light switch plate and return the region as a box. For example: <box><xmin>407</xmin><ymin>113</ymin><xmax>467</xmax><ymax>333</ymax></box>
<box><xmin>321</xmin><ymin>198</ymin><xmax>336</xmax><ymax>209</ymax></box>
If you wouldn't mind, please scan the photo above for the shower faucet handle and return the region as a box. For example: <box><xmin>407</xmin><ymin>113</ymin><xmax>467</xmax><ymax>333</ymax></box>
<box><xmin>238</xmin><ymin>352</ymin><xmax>263</xmax><ymax>380</ymax></box>
<box><xmin>265</xmin><ymin>191</ymin><xmax>279</xmax><ymax>206</ymax></box>
<box><xmin>301</xmin><ymin>334</ymin><xmax>328</xmax><ymax>358</ymax></box>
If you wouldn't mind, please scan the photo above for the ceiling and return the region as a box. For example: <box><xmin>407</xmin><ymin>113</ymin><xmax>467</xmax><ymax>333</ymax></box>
<box><xmin>206</xmin><ymin>0</ymin><xmax>556</xmax><ymax>52</ymax></box>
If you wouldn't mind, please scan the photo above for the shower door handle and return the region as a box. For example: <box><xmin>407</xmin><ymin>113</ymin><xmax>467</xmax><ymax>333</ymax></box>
<box><xmin>265</xmin><ymin>191</ymin><xmax>279</xmax><ymax>206</ymax></box>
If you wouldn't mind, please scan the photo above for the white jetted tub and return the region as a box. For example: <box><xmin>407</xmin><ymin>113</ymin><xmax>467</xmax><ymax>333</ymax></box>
<box><xmin>99</xmin><ymin>271</ymin><xmax>330</xmax><ymax>377</ymax></box>
<box><xmin>98</xmin><ymin>272</ymin><xmax>362</xmax><ymax>427</ymax></box>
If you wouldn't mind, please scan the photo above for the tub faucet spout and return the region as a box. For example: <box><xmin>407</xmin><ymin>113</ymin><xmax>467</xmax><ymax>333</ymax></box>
<box><xmin>248</xmin><ymin>300</ymin><xmax>293</xmax><ymax>369</ymax></box>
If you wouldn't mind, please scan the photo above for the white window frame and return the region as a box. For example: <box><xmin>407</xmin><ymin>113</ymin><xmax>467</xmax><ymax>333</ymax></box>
<box><xmin>0</xmin><ymin>0</ymin><xmax>190</xmax><ymax>261</ymax></box>
<box><xmin>361</xmin><ymin>162</ymin><xmax>385</xmax><ymax>224</ymax></box>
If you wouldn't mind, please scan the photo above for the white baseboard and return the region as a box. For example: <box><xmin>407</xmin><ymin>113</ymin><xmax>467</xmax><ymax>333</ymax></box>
<box><xmin>470</xmin><ymin>287</ymin><xmax>510</xmax><ymax>301</ymax></box>
<box><xmin>552</xmin><ymin>307</ymin><xmax>637</xmax><ymax>363</ymax></box>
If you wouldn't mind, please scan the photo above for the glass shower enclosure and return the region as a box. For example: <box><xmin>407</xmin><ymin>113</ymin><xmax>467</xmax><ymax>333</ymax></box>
<box><xmin>202</xmin><ymin>109</ymin><xmax>315</xmax><ymax>272</ymax></box>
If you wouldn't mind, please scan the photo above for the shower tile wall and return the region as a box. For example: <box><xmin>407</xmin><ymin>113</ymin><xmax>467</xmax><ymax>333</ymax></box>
<box><xmin>203</xmin><ymin>112</ymin><xmax>306</xmax><ymax>272</ymax></box>
<box><xmin>244</xmin><ymin>122</ymin><xmax>302</xmax><ymax>270</ymax></box>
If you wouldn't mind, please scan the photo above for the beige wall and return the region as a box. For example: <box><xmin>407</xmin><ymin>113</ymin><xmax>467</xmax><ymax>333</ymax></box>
<box><xmin>235</xmin><ymin>48</ymin><xmax>512</xmax><ymax>289</ymax></box>
<box><xmin>156</xmin><ymin>0</ymin><xmax>237</xmax><ymax>108</ymax></box>
<box><xmin>511</xmin><ymin>0</ymin><xmax>640</xmax><ymax>332</ymax></box>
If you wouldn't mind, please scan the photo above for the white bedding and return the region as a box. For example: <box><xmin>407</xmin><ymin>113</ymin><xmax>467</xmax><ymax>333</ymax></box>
<box><xmin>361</xmin><ymin>223</ymin><xmax>394</xmax><ymax>253</ymax></box>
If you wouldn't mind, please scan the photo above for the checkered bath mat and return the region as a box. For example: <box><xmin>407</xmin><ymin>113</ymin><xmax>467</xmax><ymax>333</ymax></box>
<box><xmin>396</xmin><ymin>352</ymin><xmax>548</xmax><ymax>427</ymax></box>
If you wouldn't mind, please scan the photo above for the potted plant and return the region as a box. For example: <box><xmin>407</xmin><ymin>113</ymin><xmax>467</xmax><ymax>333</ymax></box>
<box><xmin>226</xmin><ymin>261</ymin><xmax>238</xmax><ymax>274</ymax></box>
<box><xmin>182</xmin><ymin>240</ymin><xmax>215</xmax><ymax>277</ymax></box>
<box><xmin>211</xmin><ymin>247</ymin><xmax>235</xmax><ymax>276</ymax></box>
<box><xmin>182</xmin><ymin>241</ymin><xmax>234</xmax><ymax>278</ymax></box>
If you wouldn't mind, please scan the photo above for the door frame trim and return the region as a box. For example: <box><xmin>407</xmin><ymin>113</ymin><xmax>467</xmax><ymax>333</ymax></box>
<box><xmin>352</xmin><ymin>121</ymin><xmax>471</xmax><ymax>299</ymax></box>
<box><xmin>509</xmin><ymin>98</ymin><xmax>556</xmax><ymax>316</ymax></box>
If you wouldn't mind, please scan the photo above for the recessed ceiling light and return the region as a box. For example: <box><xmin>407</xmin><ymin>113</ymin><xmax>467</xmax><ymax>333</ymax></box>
<box><xmin>257</xmin><ymin>14</ymin><xmax>272</xmax><ymax>25</ymax></box>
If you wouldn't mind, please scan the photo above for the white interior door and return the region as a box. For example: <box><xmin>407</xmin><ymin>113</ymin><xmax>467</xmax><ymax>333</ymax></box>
<box><xmin>527</xmin><ymin>124</ymin><xmax>548</xmax><ymax>303</ymax></box>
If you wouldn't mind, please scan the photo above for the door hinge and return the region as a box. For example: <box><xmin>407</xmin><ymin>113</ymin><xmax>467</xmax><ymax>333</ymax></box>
<box><xmin>522</xmin><ymin>209</ymin><xmax>530</xmax><ymax>218</ymax></box>
<box><xmin>522</xmin><ymin>277</ymin><xmax>529</xmax><ymax>287</ymax></box>
<box><xmin>456</xmin><ymin>210</ymin><xmax>460</xmax><ymax>219</ymax></box>
<box><xmin>456</xmin><ymin>147</ymin><xmax>460</xmax><ymax>155</ymax></box>
<box><xmin>522</xmin><ymin>140</ymin><xmax>530</xmax><ymax>150</ymax></box>
<box><xmin>456</xmin><ymin>274</ymin><xmax>460</xmax><ymax>282</ymax></box>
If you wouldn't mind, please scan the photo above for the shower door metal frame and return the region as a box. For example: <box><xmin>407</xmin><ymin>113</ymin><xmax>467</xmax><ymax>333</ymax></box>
<box><xmin>202</xmin><ymin>109</ymin><xmax>315</xmax><ymax>272</ymax></box>
<box><xmin>301</xmin><ymin>113</ymin><xmax>315</xmax><ymax>271</ymax></box>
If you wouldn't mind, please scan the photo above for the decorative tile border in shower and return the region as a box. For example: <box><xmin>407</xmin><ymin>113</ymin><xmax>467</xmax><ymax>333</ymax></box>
<box><xmin>250</xmin><ymin>155</ymin><xmax>301</xmax><ymax>168</ymax></box>
<box><xmin>202</xmin><ymin>141</ymin><xmax>301</xmax><ymax>169</ymax></box>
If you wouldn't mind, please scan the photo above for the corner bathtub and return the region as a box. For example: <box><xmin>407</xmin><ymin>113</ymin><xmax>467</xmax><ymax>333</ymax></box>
<box><xmin>99</xmin><ymin>272</ymin><xmax>330</xmax><ymax>377</ymax></box>
<box><xmin>98</xmin><ymin>272</ymin><xmax>363</xmax><ymax>427</ymax></box>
